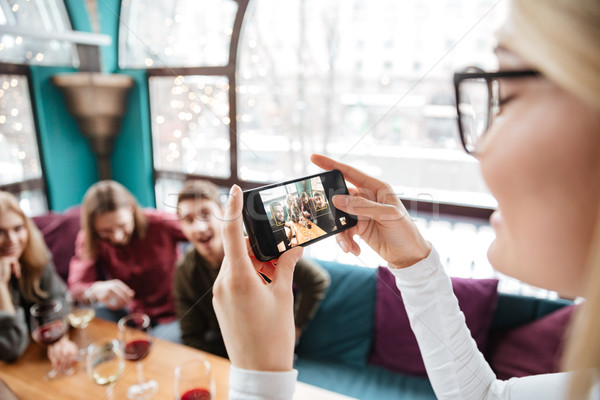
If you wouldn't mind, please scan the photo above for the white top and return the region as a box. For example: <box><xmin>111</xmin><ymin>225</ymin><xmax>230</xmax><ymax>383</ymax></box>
<box><xmin>229</xmin><ymin>367</ymin><xmax>297</xmax><ymax>400</ymax></box>
<box><xmin>228</xmin><ymin>247</ymin><xmax>596</xmax><ymax>400</ymax></box>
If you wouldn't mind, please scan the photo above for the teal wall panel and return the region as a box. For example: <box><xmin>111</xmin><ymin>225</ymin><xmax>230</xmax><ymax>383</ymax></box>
<box><xmin>42</xmin><ymin>0</ymin><xmax>156</xmax><ymax>208</ymax></box>
<box><xmin>111</xmin><ymin>69</ymin><xmax>156</xmax><ymax>208</ymax></box>
<box><xmin>97</xmin><ymin>0</ymin><xmax>120</xmax><ymax>73</ymax></box>
<box><xmin>64</xmin><ymin>0</ymin><xmax>120</xmax><ymax>73</ymax></box>
<box><xmin>29</xmin><ymin>66</ymin><xmax>99</xmax><ymax>211</ymax></box>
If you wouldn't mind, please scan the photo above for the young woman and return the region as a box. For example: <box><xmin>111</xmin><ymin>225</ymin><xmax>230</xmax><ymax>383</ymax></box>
<box><xmin>68</xmin><ymin>180</ymin><xmax>187</xmax><ymax>342</ymax></box>
<box><xmin>285</xmin><ymin>193</ymin><xmax>301</xmax><ymax>224</ymax></box>
<box><xmin>299</xmin><ymin>192</ymin><xmax>315</xmax><ymax>222</ymax></box>
<box><xmin>0</xmin><ymin>191</ymin><xmax>77</xmax><ymax>371</ymax></box>
<box><xmin>212</xmin><ymin>0</ymin><xmax>600</xmax><ymax>399</ymax></box>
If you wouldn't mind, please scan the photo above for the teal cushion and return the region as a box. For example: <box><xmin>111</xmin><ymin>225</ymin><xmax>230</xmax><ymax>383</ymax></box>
<box><xmin>296</xmin><ymin>357</ymin><xmax>435</xmax><ymax>400</ymax></box>
<box><xmin>490</xmin><ymin>293</ymin><xmax>572</xmax><ymax>332</ymax></box>
<box><xmin>296</xmin><ymin>260</ymin><xmax>376</xmax><ymax>367</ymax></box>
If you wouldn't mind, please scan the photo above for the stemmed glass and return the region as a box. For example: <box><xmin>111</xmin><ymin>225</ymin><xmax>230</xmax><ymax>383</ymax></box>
<box><xmin>118</xmin><ymin>313</ymin><xmax>158</xmax><ymax>400</ymax></box>
<box><xmin>87</xmin><ymin>339</ymin><xmax>124</xmax><ymax>400</ymax></box>
<box><xmin>29</xmin><ymin>299</ymin><xmax>72</xmax><ymax>380</ymax></box>
<box><xmin>66</xmin><ymin>292</ymin><xmax>95</xmax><ymax>357</ymax></box>
<box><xmin>174</xmin><ymin>358</ymin><xmax>215</xmax><ymax>400</ymax></box>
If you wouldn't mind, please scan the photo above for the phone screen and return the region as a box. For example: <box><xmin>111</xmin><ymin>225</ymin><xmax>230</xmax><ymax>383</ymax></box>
<box><xmin>243</xmin><ymin>169</ymin><xmax>357</xmax><ymax>261</ymax></box>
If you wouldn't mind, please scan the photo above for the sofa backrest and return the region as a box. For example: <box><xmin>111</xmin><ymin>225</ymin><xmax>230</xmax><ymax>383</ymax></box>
<box><xmin>32</xmin><ymin>208</ymin><xmax>81</xmax><ymax>283</ymax></box>
<box><xmin>297</xmin><ymin>259</ymin><xmax>574</xmax><ymax>373</ymax></box>
<box><xmin>296</xmin><ymin>260</ymin><xmax>377</xmax><ymax>368</ymax></box>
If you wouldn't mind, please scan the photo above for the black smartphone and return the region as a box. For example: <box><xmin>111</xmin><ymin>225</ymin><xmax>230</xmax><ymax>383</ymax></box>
<box><xmin>242</xmin><ymin>169</ymin><xmax>358</xmax><ymax>261</ymax></box>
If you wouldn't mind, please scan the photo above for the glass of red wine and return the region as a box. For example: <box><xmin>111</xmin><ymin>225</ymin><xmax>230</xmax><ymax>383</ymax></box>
<box><xmin>174</xmin><ymin>358</ymin><xmax>214</xmax><ymax>400</ymax></box>
<box><xmin>118</xmin><ymin>313</ymin><xmax>158</xmax><ymax>400</ymax></box>
<box><xmin>29</xmin><ymin>299</ymin><xmax>72</xmax><ymax>380</ymax></box>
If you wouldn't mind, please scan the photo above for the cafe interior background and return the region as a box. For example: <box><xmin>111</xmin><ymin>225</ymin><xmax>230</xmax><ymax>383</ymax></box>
<box><xmin>0</xmin><ymin>0</ymin><xmax>555</xmax><ymax>298</ymax></box>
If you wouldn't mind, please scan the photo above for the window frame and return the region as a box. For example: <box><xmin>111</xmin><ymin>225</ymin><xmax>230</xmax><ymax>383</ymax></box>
<box><xmin>0</xmin><ymin>62</ymin><xmax>50</xmax><ymax>211</ymax></box>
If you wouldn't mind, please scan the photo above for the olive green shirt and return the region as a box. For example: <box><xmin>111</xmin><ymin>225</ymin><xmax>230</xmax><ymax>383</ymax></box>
<box><xmin>174</xmin><ymin>247</ymin><xmax>330</xmax><ymax>357</ymax></box>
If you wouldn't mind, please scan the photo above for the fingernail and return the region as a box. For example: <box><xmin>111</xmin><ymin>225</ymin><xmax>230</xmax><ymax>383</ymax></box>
<box><xmin>339</xmin><ymin>240</ymin><xmax>348</xmax><ymax>252</ymax></box>
<box><xmin>333</xmin><ymin>195</ymin><xmax>349</xmax><ymax>206</ymax></box>
<box><xmin>230</xmin><ymin>184</ymin><xmax>239</xmax><ymax>196</ymax></box>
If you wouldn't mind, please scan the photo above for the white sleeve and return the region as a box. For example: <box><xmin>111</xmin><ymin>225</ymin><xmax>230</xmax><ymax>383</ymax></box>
<box><xmin>229</xmin><ymin>366</ymin><xmax>298</xmax><ymax>400</ymax></box>
<box><xmin>390</xmin><ymin>247</ymin><xmax>569</xmax><ymax>400</ymax></box>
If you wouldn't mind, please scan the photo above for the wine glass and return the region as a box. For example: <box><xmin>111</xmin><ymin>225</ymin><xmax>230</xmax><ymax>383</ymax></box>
<box><xmin>174</xmin><ymin>357</ymin><xmax>215</xmax><ymax>400</ymax></box>
<box><xmin>66</xmin><ymin>292</ymin><xmax>95</xmax><ymax>356</ymax></box>
<box><xmin>29</xmin><ymin>299</ymin><xmax>72</xmax><ymax>380</ymax></box>
<box><xmin>118</xmin><ymin>313</ymin><xmax>158</xmax><ymax>400</ymax></box>
<box><xmin>87</xmin><ymin>339</ymin><xmax>124</xmax><ymax>400</ymax></box>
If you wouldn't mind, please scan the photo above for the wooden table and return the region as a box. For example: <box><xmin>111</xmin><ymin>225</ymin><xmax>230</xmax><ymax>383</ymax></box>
<box><xmin>0</xmin><ymin>318</ymin><xmax>356</xmax><ymax>400</ymax></box>
<box><xmin>293</xmin><ymin>221</ymin><xmax>327</xmax><ymax>245</ymax></box>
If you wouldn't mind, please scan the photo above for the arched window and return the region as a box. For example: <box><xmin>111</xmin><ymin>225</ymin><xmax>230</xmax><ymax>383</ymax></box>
<box><xmin>119</xmin><ymin>0</ymin><xmax>244</xmax><ymax>207</ymax></box>
<box><xmin>120</xmin><ymin>0</ymin><xmax>558</xmax><ymax>297</ymax></box>
<box><xmin>124</xmin><ymin>0</ymin><xmax>506</xmax><ymax>209</ymax></box>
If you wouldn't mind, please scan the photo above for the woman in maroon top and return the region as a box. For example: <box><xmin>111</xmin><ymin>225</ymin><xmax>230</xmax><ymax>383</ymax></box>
<box><xmin>68</xmin><ymin>181</ymin><xmax>186</xmax><ymax>342</ymax></box>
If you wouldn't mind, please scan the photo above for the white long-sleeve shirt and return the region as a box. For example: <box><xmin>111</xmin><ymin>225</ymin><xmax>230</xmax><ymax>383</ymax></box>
<box><xmin>229</xmin><ymin>247</ymin><xmax>596</xmax><ymax>400</ymax></box>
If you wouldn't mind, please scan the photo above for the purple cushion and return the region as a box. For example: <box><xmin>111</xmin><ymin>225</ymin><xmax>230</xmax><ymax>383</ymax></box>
<box><xmin>369</xmin><ymin>266</ymin><xmax>498</xmax><ymax>377</ymax></box>
<box><xmin>487</xmin><ymin>304</ymin><xmax>576</xmax><ymax>379</ymax></box>
<box><xmin>32</xmin><ymin>208</ymin><xmax>81</xmax><ymax>283</ymax></box>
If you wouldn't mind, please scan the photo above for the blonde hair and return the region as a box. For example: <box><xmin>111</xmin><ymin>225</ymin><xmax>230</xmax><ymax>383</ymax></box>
<box><xmin>498</xmin><ymin>0</ymin><xmax>600</xmax><ymax>109</ymax></box>
<box><xmin>0</xmin><ymin>191</ymin><xmax>49</xmax><ymax>301</ymax></box>
<box><xmin>500</xmin><ymin>1</ymin><xmax>600</xmax><ymax>398</ymax></box>
<box><xmin>562</xmin><ymin>211</ymin><xmax>600</xmax><ymax>399</ymax></box>
<box><xmin>81</xmin><ymin>180</ymin><xmax>147</xmax><ymax>258</ymax></box>
<box><xmin>286</xmin><ymin>193</ymin><xmax>300</xmax><ymax>223</ymax></box>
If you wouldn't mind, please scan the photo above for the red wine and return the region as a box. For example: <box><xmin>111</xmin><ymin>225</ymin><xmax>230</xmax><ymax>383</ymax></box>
<box><xmin>181</xmin><ymin>388</ymin><xmax>211</xmax><ymax>400</ymax></box>
<box><xmin>124</xmin><ymin>338</ymin><xmax>151</xmax><ymax>360</ymax></box>
<box><xmin>32</xmin><ymin>320</ymin><xmax>66</xmax><ymax>345</ymax></box>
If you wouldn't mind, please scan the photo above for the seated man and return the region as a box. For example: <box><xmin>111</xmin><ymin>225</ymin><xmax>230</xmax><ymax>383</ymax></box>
<box><xmin>312</xmin><ymin>190</ymin><xmax>336</xmax><ymax>232</ymax></box>
<box><xmin>173</xmin><ymin>179</ymin><xmax>331</xmax><ymax>357</ymax></box>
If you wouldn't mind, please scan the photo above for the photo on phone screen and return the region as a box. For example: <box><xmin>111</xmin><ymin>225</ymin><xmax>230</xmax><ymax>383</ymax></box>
<box><xmin>242</xmin><ymin>169</ymin><xmax>357</xmax><ymax>261</ymax></box>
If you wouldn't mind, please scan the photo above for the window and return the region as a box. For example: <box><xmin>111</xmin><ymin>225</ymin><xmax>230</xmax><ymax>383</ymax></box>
<box><xmin>0</xmin><ymin>67</ymin><xmax>47</xmax><ymax>215</ymax></box>
<box><xmin>119</xmin><ymin>0</ymin><xmax>238</xmax><ymax>69</ymax></box>
<box><xmin>120</xmin><ymin>0</ymin><xmax>242</xmax><ymax>209</ymax></box>
<box><xmin>236</xmin><ymin>0</ymin><xmax>506</xmax><ymax>208</ymax></box>
<box><xmin>0</xmin><ymin>0</ymin><xmax>80</xmax><ymax>214</ymax></box>
<box><xmin>0</xmin><ymin>0</ymin><xmax>77</xmax><ymax>66</ymax></box>
<box><xmin>131</xmin><ymin>0</ymin><xmax>506</xmax><ymax>208</ymax></box>
<box><xmin>124</xmin><ymin>0</ymin><xmax>556</xmax><ymax>297</ymax></box>
<box><xmin>149</xmin><ymin>75</ymin><xmax>231</xmax><ymax>179</ymax></box>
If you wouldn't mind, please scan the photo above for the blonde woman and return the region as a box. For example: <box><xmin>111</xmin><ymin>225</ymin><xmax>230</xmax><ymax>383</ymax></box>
<box><xmin>0</xmin><ymin>191</ymin><xmax>77</xmax><ymax>371</ymax></box>
<box><xmin>68</xmin><ymin>180</ymin><xmax>186</xmax><ymax>342</ymax></box>
<box><xmin>212</xmin><ymin>0</ymin><xmax>600</xmax><ymax>399</ymax></box>
<box><xmin>285</xmin><ymin>193</ymin><xmax>301</xmax><ymax>224</ymax></box>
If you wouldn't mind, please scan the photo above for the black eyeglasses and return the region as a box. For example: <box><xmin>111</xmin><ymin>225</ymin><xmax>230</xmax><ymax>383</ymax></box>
<box><xmin>453</xmin><ymin>67</ymin><xmax>540</xmax><ymax>155</ymax></box>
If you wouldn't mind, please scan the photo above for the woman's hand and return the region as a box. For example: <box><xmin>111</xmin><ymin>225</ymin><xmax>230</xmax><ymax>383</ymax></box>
<box><xmin>0</xmin><ymin>257</ymin><xmax>19</xmax><ymax>312</ymax></box>
<box><xmin>311</xmin><ymin>154</ymin><xmax>431</xmax><ymax>268</ymax></box>
<box><xmin>0</xmin><ymin>257</ymin><xmax>21</xmax><ymax>284</ymax></box>
<box><xmin>47</xmin><ymin>336</ymin><xmax>77</xmax><ymax>373</ymax></box>
<box><xmin>88</xmin><ymin>279</ymin><xmax>134</xmax><ymax>310</ymax></box>
<box><xmin>213</xmin><ymin>185</ymin><xmax>303</xmax><ymax>372</ymax></box>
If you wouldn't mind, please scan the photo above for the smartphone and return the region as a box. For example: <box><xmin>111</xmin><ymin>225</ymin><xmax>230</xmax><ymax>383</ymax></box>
<box><xmin>242</xmin><ymin>169</ymin><xmax>358</xmax><ymax>261</ymax></box>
